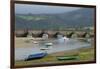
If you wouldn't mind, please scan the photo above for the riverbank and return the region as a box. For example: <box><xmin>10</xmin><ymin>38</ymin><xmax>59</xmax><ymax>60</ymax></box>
<box><xmin>15</xmin><ymin>46</ymin><xmax>95</xmax><ymax>67</ymax></box>
<box><xmin>15</xmin><ymin>37</ymin><xmax>95</xmax><ymax>66</ymax></box>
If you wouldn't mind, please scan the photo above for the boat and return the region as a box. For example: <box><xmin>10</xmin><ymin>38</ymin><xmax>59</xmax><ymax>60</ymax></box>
<box><xmin>45</xmin><ymin>43</ymin><xmax>53</xmax><ymax>46</ymax></box>
<box><xmin>25</xmin><ymin>53</ymin><xmax>47</xmax><ymax>61</ymax></box>
<box><xmin>33</xmin><ymin>41</ymin><xmax>38</xmax><ymax>44</ymax></box>
<box><xmin>56</xmin><ymin>55</ymin><xmax>79</xmax><ymax>61</ymax></box>
<box><xmin>40</xmin><ymin>48</ymin><xmax>49</xmax><ymax>50</ymax></box>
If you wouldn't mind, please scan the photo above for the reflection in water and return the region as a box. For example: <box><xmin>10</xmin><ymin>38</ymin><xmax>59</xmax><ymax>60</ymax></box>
<box><xmin>57</xmin><ymin>34</ymin><xmax>69</xmax><ymax>43</ymax></box>
<box><xmin>15</xmin><ymin>38</ymin><xmax>91</xmax><ymax>61</ymax></box>
<box><xmin>42</xmin><ymin>33</ymin><xmax>48</xmax><ymax>40</ymax></box>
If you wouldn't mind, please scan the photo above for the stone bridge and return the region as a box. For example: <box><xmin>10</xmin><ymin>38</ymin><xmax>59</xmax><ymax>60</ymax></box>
<box><xmin>15</xmin><ymin>30</ymin><xmax>94</xmax><ymax>38</ymax></box>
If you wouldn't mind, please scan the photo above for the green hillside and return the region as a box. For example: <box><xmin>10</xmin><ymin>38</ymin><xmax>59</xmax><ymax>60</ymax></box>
<box><xmin>15</xmin><ymin>8</ymin><xmax>94</xmax><ymax>30</ymax></box>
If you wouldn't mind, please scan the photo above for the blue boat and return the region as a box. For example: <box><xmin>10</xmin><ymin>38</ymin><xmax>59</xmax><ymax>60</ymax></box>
<box><xmin>25</xmin><ymin>53</ymin><xmax>47</xmax><ymax>61</ymax></box>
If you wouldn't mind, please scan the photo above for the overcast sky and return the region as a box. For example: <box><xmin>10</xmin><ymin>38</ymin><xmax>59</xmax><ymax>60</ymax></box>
<box><xmin>15</xmin><ymin>4</ymin><xmax>81</xmax><ymax>14</ymax></box>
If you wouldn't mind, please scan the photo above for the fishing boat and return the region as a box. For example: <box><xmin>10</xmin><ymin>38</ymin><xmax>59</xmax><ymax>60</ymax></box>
<box><xmin>25</xmin><ymin>53</ymin><xmax>47</xmax><ymax>61</ymax></box>
<box><xmin>56</xmin><ymin>55</ymin><xmax>79</xmax><ymax>61</ymax></box>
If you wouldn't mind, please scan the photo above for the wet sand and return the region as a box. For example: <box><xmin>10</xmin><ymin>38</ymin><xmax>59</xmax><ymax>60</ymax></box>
<box><xmin>15</xmin><ymin>37</ymin><xmax>44</xmax><ymax>48</ymax></box>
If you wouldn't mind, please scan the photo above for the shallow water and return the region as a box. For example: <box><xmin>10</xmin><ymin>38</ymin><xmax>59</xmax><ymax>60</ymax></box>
<box><xmin>15</xmin><ymin>38</ymin><xmax>91</xmax><ymax>61</ymax></box>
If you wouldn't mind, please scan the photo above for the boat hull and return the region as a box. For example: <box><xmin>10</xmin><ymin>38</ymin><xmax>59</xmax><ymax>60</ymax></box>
<box><xmin>57</xmin><ymin>56</ymin><xmax>79</xmax><ymax>60</ymax></box>
<box><xmin>25</xmin><ymin>53</ymin><xmax>47</xmax><ymax>61</ymax></box>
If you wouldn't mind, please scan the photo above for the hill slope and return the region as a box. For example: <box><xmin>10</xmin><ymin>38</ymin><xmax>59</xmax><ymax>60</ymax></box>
<box><xmin>15</xmin><ymin>8</ymin><xmax>94</xmax><ymax>30</ymax></box>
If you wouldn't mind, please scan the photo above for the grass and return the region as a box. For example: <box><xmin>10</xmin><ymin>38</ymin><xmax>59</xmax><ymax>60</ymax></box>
<box><xmin>79</xmin><ymin>47</ymin><xmax>94</xmax><ymax>60</ymax></box>
<box><xmin>15</xmin><ymin>47</ymin><xmax>95</xmax><ymax>67</ymax></box>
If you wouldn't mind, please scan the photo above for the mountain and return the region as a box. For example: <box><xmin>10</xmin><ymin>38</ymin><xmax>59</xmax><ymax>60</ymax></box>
<box><xmin>15</xmin><ymin>8</ymin><xmax>94</xmax><ymax>30</ymax></box>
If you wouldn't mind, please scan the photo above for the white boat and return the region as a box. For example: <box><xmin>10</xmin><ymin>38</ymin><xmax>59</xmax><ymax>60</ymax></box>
<box><xmin>33</xmin><ymin>41</ymin><xmax>38</xmax><ymax>44</ymax></box>
<box><xmin>45</xmin><ymin>43</ymin><xmax>53</xmax><ymax>46</ymax></box>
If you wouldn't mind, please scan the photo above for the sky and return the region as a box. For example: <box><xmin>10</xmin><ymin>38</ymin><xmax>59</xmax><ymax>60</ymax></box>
<box><xmin>15</xmin><ymin>4</ymin><xmax>81</xmax><ymax>14</ymax></box>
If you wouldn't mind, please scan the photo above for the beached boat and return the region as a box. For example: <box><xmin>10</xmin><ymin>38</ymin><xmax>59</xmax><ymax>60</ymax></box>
<box><xmin>56</xmin><ymin>56</ymin><xmax>79</xmax><ymax>60</ymax></box>
<box><xmin>40</xmin><ymin>48</ymin><xmax>49</xmax><ymax>50</ymax></box>
<box><xmin>33</xmin><ymin>41</ymin><xmax>38</xmax><ymax>44</ymax></box>
<box><xmin>45</xmin><ymin>43</ymin><xmax>53</xmax><ymax>46</ymax></box>
<box><xmin>25</xmin><ymin>53</ymin><xmax>47</xmax><ymax>61</ymax></box>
